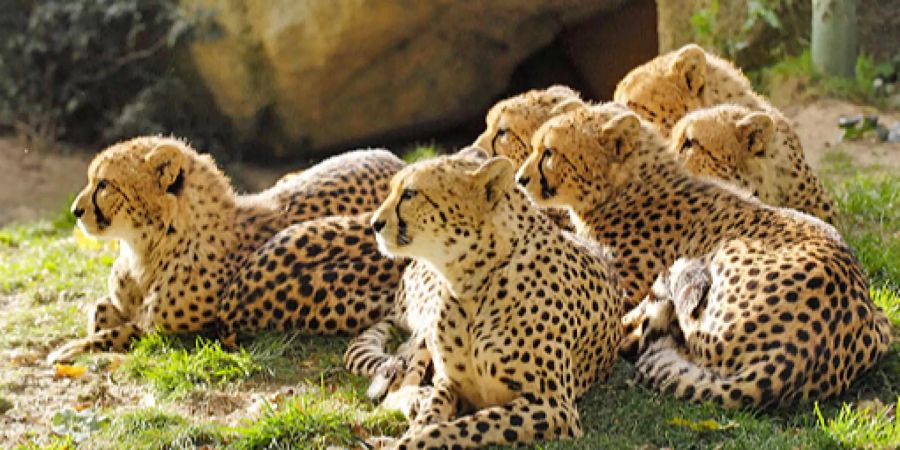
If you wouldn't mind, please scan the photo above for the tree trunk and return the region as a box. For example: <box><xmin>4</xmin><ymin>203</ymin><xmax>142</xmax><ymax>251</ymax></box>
<box><xmin>811</xmin><ymin>0</ymin><xmax>857</xmax><ymax>78</ymax></box>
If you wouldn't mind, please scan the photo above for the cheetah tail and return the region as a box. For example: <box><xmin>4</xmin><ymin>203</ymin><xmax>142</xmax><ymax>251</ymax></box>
<box><xmin>634</xmin><ymin>337</ymin><xmax>795</xmax><ymax>410</ymax></box>
<box><xmin>343</xmin><ymin>320</ymin><xmax>397</xmax><ymax>376</ymax></box>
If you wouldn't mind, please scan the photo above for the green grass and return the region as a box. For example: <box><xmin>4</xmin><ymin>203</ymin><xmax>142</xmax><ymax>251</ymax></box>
<box><xmin>120</xmin><ymin>331</ymin><xmax>364</xmax><ymax>398</ymax></box>
<box><xmin>82</xmin><ymin>390</ymin><xmax>407</xmax><ymax>450</ymax></box>
<box><xmin>873</xmin><ymin>287</ymin><xmax>900</xmax><ymax>329</ymax></box>
<box><xmin>121</xmin><ymin>333</ymin><xmax>272</xmax><ymax>398</ymax></box>
<box><xmin>13</xmin><ymin>435</ymin><xmax>75</xmax><ymax>450</ymax></box>
<box><xmin>229</xmin><ymin>392</ymin><xmax>406</xmax><ymax>449</ymax></box>
<box><xmin>831</xmin><ymin>172</ymin><xmax>900</xmax><ymax>287</ymax></box>
<box><xmin>0</xmin><ymin>209</ymin><xmax>114</xmax><ymax>351</ymax></box>
<box><xmin>816</xmin><ymin>399</ymin><xmax>900</xmax><ymax>450</ymax></box>
<box><xmin>90</xmin><ymin>408</ymin><xmax>226</xmax><ymax>450</ymax></box>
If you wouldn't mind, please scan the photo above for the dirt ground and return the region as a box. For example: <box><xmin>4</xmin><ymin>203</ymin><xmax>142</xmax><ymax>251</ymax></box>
<box><xmin>0</xmin><ymin>98</ymin><xmax>897</xmax><ymax>226</ymax></box>
<box><xmin>784</xmin><ymin>98</ymin><xmax>900</xmax><ymax>171</ymax></box>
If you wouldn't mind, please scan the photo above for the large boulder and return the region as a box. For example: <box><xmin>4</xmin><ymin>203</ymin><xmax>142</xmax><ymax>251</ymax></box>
<box><xmin>180</xmin><ymin>0</ymin><xmax>624</xmax><ymax>157</ymax></box>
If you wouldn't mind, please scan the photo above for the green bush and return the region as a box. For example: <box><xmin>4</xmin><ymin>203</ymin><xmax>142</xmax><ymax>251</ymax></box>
<box><xmin>0</xmin><ymin>0</ymin><xmax>231</xmax><ymax>155</ymax></box>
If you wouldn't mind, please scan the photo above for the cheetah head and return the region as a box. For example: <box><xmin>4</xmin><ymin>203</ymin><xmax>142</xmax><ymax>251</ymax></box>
<box><xmin>473</xmin><ymin>85</ymin><xmax>585</xmax><ymax>166</ymax></box>
<box><xmin>670</xmin><ymin>105</ymin><xmax>775</xmax><ymax>183</ymax></box>
<box><xmin>71</xmin><ymin>137</ymin><xmax>227</xmax><ymax>242</ymax></box>
<box><xmin>516</xmin><ymin>102</ymin><xmax>656</xmax><ymax>213</ymax></box>
<box><xmin>371</xmin><ymin>148</ymin><xmax>518</xmax><ymax>272</ymax></box>
<box><xmin>613</xmin><ymin>44</ymin><xmax>709</xmax><ymax>136</ymax></box>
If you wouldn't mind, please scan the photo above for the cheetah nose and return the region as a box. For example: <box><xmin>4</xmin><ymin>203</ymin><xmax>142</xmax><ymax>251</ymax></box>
<box><xmin>372</xmin><ymin>219</ymin><xmax>387</xmax><ymax>233</ymax></box>
<box><xmin>516</xmin><ymin>175</ymin><xmax>530</xmax><ymax>187</ymax></box>
<box><xmin>72</xmin><ymin>207</ymin><xmax>85</xmax><ymax>218</ymax></box>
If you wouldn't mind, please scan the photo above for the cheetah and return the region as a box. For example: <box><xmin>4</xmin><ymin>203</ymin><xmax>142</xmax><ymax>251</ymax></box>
<box><xmin>343</xmin><ymin>87</ymin><xmax>586</xmax><ymax>404</ymax></box>
<box><xmin>515</xmin><ymin>102</ymin><xmax>892</xmax><ymax>408</ymax></box>
<box><xmin>614</xmin><ymin>44</ymin><xmax>836</xmax><ymax>223</ymax></box>
<box><xmin>48</xmin><ymin>136</ymin><xmax>407</xmax><ymax>362</ymax></box>
<box><xmin>671</xmin><ymin>104</ymin><xmax>834</xmax><ymax>222</ymax></box>
<box><xmin>369</xmin><ymin>153</ymin><xmax>622</xmax><ymax>448</ymax></box>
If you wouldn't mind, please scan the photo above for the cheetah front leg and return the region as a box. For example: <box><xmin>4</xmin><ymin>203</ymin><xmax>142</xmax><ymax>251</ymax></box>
<box><xmin>48</xmin><ymin>323</ymin><xmax>143</xmax><ymax>363</ymax></box>
<box><xmin>48</xmin><ymin>261</ymin><xmax>144</xmax><ymax>363</ymax></box>
<box><xmin>390</xmin><ymin>394</ymin><xmax>581</xmax><ymax>449</ymax></box>
<box><xmin>374</xmin><ymin>339</ymin><xmax>435</xmax><ymax>419</ymax></box>
<box><xmin>389</xmin><ymin>336</ymin><xmax>432</xmax><ymax>393</ymax></box>
<box><xmin>406</xmin><ymin>377</ymin><xmax>457</xmax><ymax>427</ymax></box>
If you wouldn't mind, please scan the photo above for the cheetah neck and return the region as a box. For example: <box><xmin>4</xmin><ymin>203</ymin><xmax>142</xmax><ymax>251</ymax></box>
<box><xmin>440</xmin><ymin>189</ymin><xmax>554</xmax><ymax>300</ymax></box>
<box><xmin>125</xmin><ymin>166</ymin><xmax>242</xmax><ymax>291</ymax></box>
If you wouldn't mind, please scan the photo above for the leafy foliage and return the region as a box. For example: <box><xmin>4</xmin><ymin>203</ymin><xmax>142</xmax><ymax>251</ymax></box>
<box><xmin>690</xmin><ymin>0</ymin><xmax>808</xmax><ymax>67</ymax></box>
<box><xmin>754</xmin><ymin>50</ymin><xmax>895</xmax><ymax>106</ymax></box>
<box><xmin>0</xmin><ymin>0</ymin><xmax>231</xmax><ymax>154</ymax></box>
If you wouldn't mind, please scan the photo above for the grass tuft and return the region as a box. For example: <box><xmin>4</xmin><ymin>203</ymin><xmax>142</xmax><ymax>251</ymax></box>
<box><xmin>230</xmin><ymin>391</ymin><xmax>406</xmax><ymax>450</ymax></box>
<box><xmin>122</xmin><ymin>333</ymin><xmax>269</xmax><ymax>397</ymax></box>
<box><xmin>831</xmin><ymin>173</ymin><xmax>900</xmax><ymax>287</ymax></box>
<box><xmin>872</xmin><ymin>287</ymin><xmax>900</xmax><ymax>329</ymax></box>
<box><xmin>401</xmin><ymin>146</ymin><xmax>439</xmax><ymax>163</ymax></box>
<box><xmin>90</xmin><ymin>408</ymin><xmax>226</xmax><ymax>450</ymax></box>
<box><xmin>816</xmin><ymin>400</ymin><xmax>900</xmax><ymax>450</ymax></box>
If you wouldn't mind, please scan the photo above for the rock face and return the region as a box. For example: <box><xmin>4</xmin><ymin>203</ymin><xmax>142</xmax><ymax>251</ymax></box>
<box><xmin>562</xmin><ymin>0</ymin><xmax>657</xmax><ymax>100</ymax></box>
<box><xmin>180</xmin><ymin>0</ymin><xmax>624</xmax><ymax>157</ymax></box>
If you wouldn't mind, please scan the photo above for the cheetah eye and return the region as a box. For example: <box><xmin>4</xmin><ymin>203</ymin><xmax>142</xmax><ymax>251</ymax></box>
<box><xmin>496</xmin><ymin>128</ymin><xmax>508</xmax><ymax>138</ymax></box>
<box><xmin>543</xmin><ymin>148</ymin><xmax>553</xmax><ymax>157</ymax></box>
<box><xmin>680</xmin><ymin>138</ymin><xmax>693</xmax><ymax>153</ymax></box>
<box><xmin>401</xmin><ymin>188</ymin><xmax>417</xmax><ymax>200</ymax></box>
<box><xmin>97</xmin><ymin>179</ymin><xmax>108</xmax><ymax>190</ymax></box>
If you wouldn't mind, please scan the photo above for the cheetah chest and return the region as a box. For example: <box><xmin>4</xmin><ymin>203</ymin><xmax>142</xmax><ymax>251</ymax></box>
<box><xmin>431</xmin><ymin>305</ymin><xmax>519</xmax><ymax>409</ymax></box>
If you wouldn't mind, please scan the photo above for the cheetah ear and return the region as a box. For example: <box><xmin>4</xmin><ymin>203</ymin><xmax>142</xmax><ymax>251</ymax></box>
<box><xmin>550</xmin><ymin>98</ymin><xmax>587</xmax><ymax>116</ymax></box>
<box><xmin>736</xmin><ymin>112</ymin><xmax>774</xmax><ymax>158</ymax></box>
<box><xmin>599</xmin><ymin>112</ymin><xmax>642</xmax><ymax>163</ymax></box>
<box><xmin>669</xmin><ymin>44</ymin><xmax>707</xmax><ymax>96</ymax></box>
<box><xmin>471</xmin><ymin>156</ymin><xmax>515</xmax><ymax>202</ymax></box>
<box><xmin>456</xmin><ymin>145</ymin><xmax>489</xmax><ymax>161</ymax></box>
<box><xmin>145</xmin><ymin>143</ymin><xmax>186</xmax><ymax>195</ymax></box>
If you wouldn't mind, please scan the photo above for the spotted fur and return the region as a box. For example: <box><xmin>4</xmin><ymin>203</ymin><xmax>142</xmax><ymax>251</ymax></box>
<box><xmin>614</xmin><ymin>44</ymin><xmax>836</xmax><ymax>223</ymax></box>
<box><xmin>515</xmin><ymin>103</ymin><xmax>892</xmax><ymax>409</ymax></box>
<box><xmin>671</xmin><ymin>104</ymin><xmax>834</xmax><ymax>221</ymax></box>
<box><xmin>344</xmin><ymin>87</ymin><xmax>585</xmax><ymax>406</ymax></box>
<box><xmin>368</xmin><ymin>154</ymin><xmax>622</xmax><ymax>448</ymax></box>
<box><xmin>48</xmin><ymin>137</ymin><xmax>407</xmax><ymax>362</ymax></box>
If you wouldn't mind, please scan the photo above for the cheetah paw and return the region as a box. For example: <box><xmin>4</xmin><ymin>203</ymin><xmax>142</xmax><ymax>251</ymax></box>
<box><xmin>380</xmin><ymin>385</ymin><xmax>427</xmax><ymax>419</ymax></box>
<box><xmin>366</xmin><ymin>356</ymin><xmax>406</xmax><ymax>400</ymax></box>
<box><xmin>364</xmin><ymin>436</ymin><xmax>397</xmax><ymax>450</ymax></box>
<box><xmin>46</xmin><ymin>340</ymin><xmax>88</xmax><ymax>364</ymax></box>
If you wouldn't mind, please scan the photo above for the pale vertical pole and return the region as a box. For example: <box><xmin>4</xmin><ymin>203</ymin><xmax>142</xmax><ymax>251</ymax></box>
<box><xmin>812</xmin><ymin>0</ymin><xmax>858</xmax><ymax>78</ymax></box>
